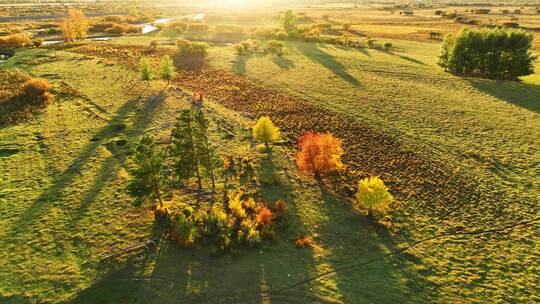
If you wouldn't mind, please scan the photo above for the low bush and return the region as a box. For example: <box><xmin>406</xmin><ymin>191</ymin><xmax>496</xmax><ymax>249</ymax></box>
<box><xmin>0</xmin><ymin>34</ymin><xmax>32</xmax><ymax>48</ymax></box>
<box><xmin>1</xmin><ymin>75</ymin><xmax>53</xmax><ymax>124</ymax></box>
<box><xmin>215</xmin><ymin>24</ymin><xmax>245</xmax><ymax>35</ymax></box>
<box><xmin>165</xmin><ymin>21</ymin><xmax>188</xmax><ymax>34</ymax></box>
<box><xmin>173</xmin><ymin>38</ymin><xmax>208</xmax><ymax>70</ymax></box>
<box><xmin>265</xmin><ymin>40</ymin><xmax>285</xmax><ymax>56</ymax></box>
<box><xmin>234</xmin><ymin>39</ymin><xmax>260</xmax><ymax>55</ymax></box>
<box><xmin>295</xmin><ymin>236</ymin><xmax>314</xmax><ymax>248</ymax></box>
<box><xmin>187</xmin><ymin>23</ymin><xmax>209</xmax><ymax>33</ymax></box>
<box><xmin>173</xmin><ymin>38</ymin><xmax>209</xmax><ymax>70</ymax></box>
<box><xmin>169</xmin><ymin>191</ymin><xmax>284</xmax><ymax>252</ymax></box>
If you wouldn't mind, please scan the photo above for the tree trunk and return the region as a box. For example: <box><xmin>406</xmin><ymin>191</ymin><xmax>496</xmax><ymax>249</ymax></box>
<box><xmin>154</xmin><ymin>181</ymin><xmax>164</xmax><ymax>208</ymax></box>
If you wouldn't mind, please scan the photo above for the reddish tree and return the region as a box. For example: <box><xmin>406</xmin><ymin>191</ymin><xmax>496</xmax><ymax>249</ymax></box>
<box><xmin>296</xmin><ymin>132</ymin><xmax>344</xmax><ymax>177</ymax></box>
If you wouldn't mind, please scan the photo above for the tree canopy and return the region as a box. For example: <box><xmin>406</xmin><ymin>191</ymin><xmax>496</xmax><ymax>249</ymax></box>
<box><xmin>437</xmin><ymin>27</ymin><xmax>536</xmax><ymax>80</ymax></box>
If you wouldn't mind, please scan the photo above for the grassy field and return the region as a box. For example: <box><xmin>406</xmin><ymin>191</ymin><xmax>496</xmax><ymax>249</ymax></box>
<box><xmin>1</xmin><ymin>3</ymin><xmax>540</xmax><ymax>304</ymax></box>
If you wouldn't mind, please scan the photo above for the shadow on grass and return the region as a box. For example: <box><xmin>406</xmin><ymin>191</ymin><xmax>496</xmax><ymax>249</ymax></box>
<box><xmin>467</xmin><ymin>78</ymin><xmax>540</xmax><ymax>114</ymax></box>
<box><xmin>3</xmin><ymin>91</ymin><xmax>166</xmax><ymax>240</ymax></box>
<box><xmin>272</xmin><ymin>55</ymin><xmax>295</xmax><ymax>70</ymax></box>
<box><xmin>293</xmin><ymin>43</ymin><xmax>362</xmax><ymax>87</ymax></box>
<box><xmin>300</xmin><ymin>182</ymin><xmax>435</xmax><ymax>302</ymax></box>
<box><xmin>231</xmin><ymin>52</ymin><xmax>266</xmax><ymax>75</ymax></box>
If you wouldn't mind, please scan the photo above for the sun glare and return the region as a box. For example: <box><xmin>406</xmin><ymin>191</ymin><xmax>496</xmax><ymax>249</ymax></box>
<box><xmin>222</xmin><ymin>0</ymin><xmax>251</xmax><ymax>8</ymax></box>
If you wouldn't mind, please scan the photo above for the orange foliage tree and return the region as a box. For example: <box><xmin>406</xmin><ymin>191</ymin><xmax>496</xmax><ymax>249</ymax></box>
<box><xmin>62</xmin><ymin>9</ymin><xmax>88</xmax><ymax>42</ymax></box>
<box><xmin>296</xmin><ymin>132</ymin><xmax>344</xmax><ymax>177</ymax></box>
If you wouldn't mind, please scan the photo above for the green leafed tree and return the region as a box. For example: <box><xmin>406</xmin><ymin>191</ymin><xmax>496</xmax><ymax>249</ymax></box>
<box><xmin>192</xmin><ymin>109</ymin><xmax>217</xmax><ymax>192</ymax></box>
<box><xmin>280</xmin><ymin>10</ymin><xmax>297</xmax><ymax>32</ymax></box>
<box><xmin>160</xmin><ymin>55</ymin><xmax>176</xmax><ymax>83</ymax></box>
<box><xmin>140</xmin><ymin>56</ymin><xmax>153</xmax><ymax>87</ymax></box>
<box><xmin>127</xmin><ymin>134</ymin><xmax>166</xmax><ymax>208</ymax></box>
<box><xmin>437</xmin><ymin>27</ymin><xmax>536</xmax><ymax>79</ymax></box>
<box><xmin>170</xmin><ymin>108</ymin><xmax>217</xmax><ymax>192</ymax></box>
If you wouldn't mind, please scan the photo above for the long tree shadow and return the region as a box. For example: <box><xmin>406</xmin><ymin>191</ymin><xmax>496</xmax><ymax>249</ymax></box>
<box><xmin>3</xmin><ymin>91</ymin><xmax>165</xmax><ymax>240</ymax></box>
<box><xmin>293</xmin><ymin>42</ymin><xmax>362</xmax><ymax>87</ymax></box>
<box><xmin>292</xmin><ymin>183</ymin><xmax>434</xmax><ymax>302</ymax></box>
<box><xmin>467</xmin><ymin>78</ymin><xmax>540</xmax><ymax>114</ymax></box>
<box><xmin>272</xmin><ymin>55</ymin><xmax>295</xmax><ymax>70</ymax></box>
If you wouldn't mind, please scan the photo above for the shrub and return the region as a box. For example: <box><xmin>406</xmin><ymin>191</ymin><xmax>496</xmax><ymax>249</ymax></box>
<box><xmin>355</xmin><ymin>176</ymin><xmax>394</xmax><ymax>215</ymax></box>
<box><xmin>295</xmin><ymin>236</ymin><xmax>313</xmax><ymax>248</ymax></box>
<box><xmin>21</xmin><ymin>78</ymin><xmax>52</xmax><ymax>99</ymax></box>
<box><xmin>228</xmin><ymin>191</ymin><xmax>247</xmax><ymax>219</ymax></box>
<box><xmin>105</xmin><ymin>24</ymin><xmax>128</xmax><ymax>35</ymax></box>
<box><xmin>254</xmin><ymin>28</ymin><xmax>278</xmax><ymax>39</ymax></box>
<box><xmin>384</xmin><ymin>42</ymin><xmax>393</xmax><ymax>49</ymax></box>
<box><xmin>252</xmin><ymin>116</ymin><xmax>280</xmax><ymax>147</ymax></box>
<box><xmin>173</xmin><ymin>39</ymin><xmax>208</xmax><ymax>70</ymax></box>
<box><xmin>502</xmin><ymin>22</ymin><xmax>520</xmax><ymax>28</ymax></box>
<box><xmin>256</xmin><ymin>206</ymin><xmax>273</xmax><ymax>226</ymax></box>
<box><xmin>187</xmin><ymin>23</ymin><xmax>209</xmax><ymax>33</ymax></box>
<box><xmin>89</xmin><ymin>21</ymin><xmax>116</xmax><ymax>33</ymax></box>
<box><xmin>104</xmin><ymin>15</ymin><xmax>124</xmax><ymax>23</ymax></box>
<box><xmin>171</xmin><ymin>213</ymin><xmax>199</xmax><ymax>246</ymax></box>
<box><xmin>265</xmin><ymin>40</ymin><xmax>285</xmax><ymax>56</ymax></box>
<box><xmin>234</xmin><ymin>39</ymin><xmax>259</xmax><ymax>55</ymax></box>
<box><xmin>275</xmin><ymin>199</ymin><xmax>287</xmax><ymax>219</ymax></box>
<box><xmin>215</xmin><ymin>24</ymin><xmax>244</xmax><ymax>35</ymax></box>
<box><xmin>165</xmin><ymin>21</ymin><xmax>188</xmax><ymax>34</ymax></box>
<box><xmin>437</xmin><ymin>28</ymin><xmax>536</xmax><ymax>79</ymax></box>
<box><xmin>296</xmin><ymin>132</ymin><xmax>344</xmax><ymax>177</ymax></box>
<box><xmin>125</xmin><ymin>24</ymin><xmax>142</xmax><ymax>34</ymax></box>
<box><xmin>32</xmin><ymin>40</ymin><xmax>43</xmax><ymax>48</ymax></box>
<box><xmin>0</xmin><ymin>71</ymin><xmax>53</xmax><ymax>124</ymax></box>
<box><xmin>0</xmin><ymin>34</ymin><xmax>32</xmax><ymax>48</ymax></box>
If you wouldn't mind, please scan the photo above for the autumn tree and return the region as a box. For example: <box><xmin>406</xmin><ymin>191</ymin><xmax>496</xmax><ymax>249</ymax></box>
<box><xmin>62</xmin><ymin>9</ymin><xmax>88</xmax><ymax>42</ymax></box>
<box><xmin>355</xmin><ymin>176</ymin><xmax>394</xmax><ymax>216</ymax></box>
<box><xmin>170</xmin><ymin>108</ymin><xmax>217</xmax><ymax>192</ymax></box>
<box><xmin>127</xmin><ymin>134</ymin><xmax>166</xmax><ymax>208</ymax></box>
<box><xmin>252</xmin><ymin>116</ymin><xmax>280</xmax><ymax>148</ymax></box>
<box><xmin>296</xmin><ymin>132</ymin><xmax>344</xmax><ymax>178</ymax></box>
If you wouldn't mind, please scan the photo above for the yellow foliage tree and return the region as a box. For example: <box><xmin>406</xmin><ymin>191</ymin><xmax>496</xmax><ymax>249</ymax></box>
<box><xmin>62</xmin><ymin>9</ymin><xmax>88</xmax><ymax>42</ymax></box>
<box><xmin>355</xmin><ymin>176</ymin><xmax>394</xmax><ymax>215</ymax></box>
<box><xmin>252</xmin><ymin>116</ymin><xmax>280</xmax><ymax>147</ymax></box>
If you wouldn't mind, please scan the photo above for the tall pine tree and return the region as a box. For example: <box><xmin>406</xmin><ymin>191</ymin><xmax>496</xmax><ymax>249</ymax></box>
<box><xmin>127</xmin><ymin>135</ymin><xmax>166</xmax><ymax>207</ymax></box>
<box><xmin>170</xmin><ymin>108</ymin><xmax>217</xmax><ymax>193</ymax></box>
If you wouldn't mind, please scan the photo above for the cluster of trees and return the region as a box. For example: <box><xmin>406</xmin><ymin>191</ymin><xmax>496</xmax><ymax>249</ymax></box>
<box><xmin>129</xmin><ymin>111</ymin><xmax>394</xmax><ymax>251</ymax></box>
<box><xmin>234</xmin><ymin>39</ymin><xmax>285</xmax><ymax>56</ymax></box>
<box><xmin>171</xmin><ymin>191</ymin><xmax>287</xmax><ymax>251</ymax></box>
<box><xmin>250</xmin><ymin>116</ymin><xmax>394</xmax><ymax>216</ymax></box>
<box><xmin>128</xmin><ymin>108</ymin><xmax>217</xmax><ymax>207</ymax></box>
<box><xmin>438</xmin><ymin>27</ymin><xmax>536</xmax><ymax>79</ymax></box>
<box><xmin>62</xmin><ymin>9</ymin><xmax>89</xmax><ymax>42</ymax></box>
